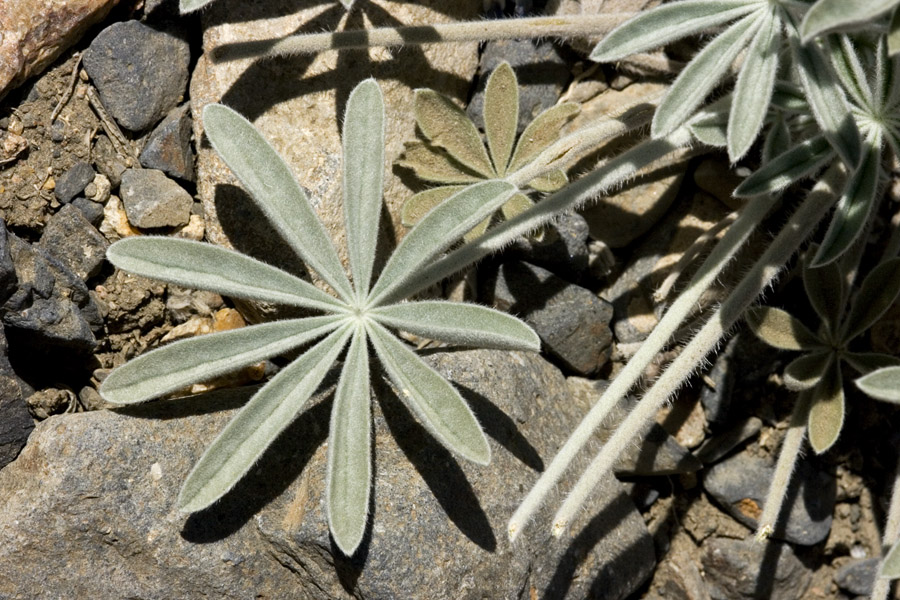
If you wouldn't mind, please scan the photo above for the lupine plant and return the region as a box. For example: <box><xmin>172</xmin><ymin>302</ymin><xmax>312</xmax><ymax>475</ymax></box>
<box><xmin>744</xmin><ymin>253</ymin><xmax>900</xmax><ymax>540</ymax></box>
<box><xmin>99</xmin><ymin>80</ymin><xmax>540</xmax><ymax>555</ymax></box>
<box><xmin>127</xmin><ymin>0</ymin><xmax>900</xmax><ymax>587</ymax></box>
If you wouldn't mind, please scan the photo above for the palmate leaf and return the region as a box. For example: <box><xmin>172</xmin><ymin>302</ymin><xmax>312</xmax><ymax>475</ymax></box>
<box><xmin>762</xmin><ymin>112</ymin><xmax>792</xmax><ymax>163</ymax></box>
<box><xmin>100</xmin><ymin>316</ymin><xmax>348</xmax><ymax>405</ymax></box>
<box><xmin>652</xmin><ymin>12</ymin><xmax>763</xmax><ymax>138</ymax></box>
<box><xmin>327</xmin><ymin>326</ymin><xmax>372</xmax><ymax>555</ymax></box>
<box><xmin>203</xmin><ymin>104</ymin><xmax>354</xmax><ymax>302</ymax></box>
<box><xmin>178</xmin><ymin>325</ymin><xmax>354</xmax><ymax>513</ymax></box>
<box><xmin>856</xmin><ymin>366</ymin><xmax>900</xmax><ymax>404</ymax></box>
<box><xmin>179</xmin><ymin>0</ymin><xmax>216</xmax><ymax>12</ymax></box>
<box><xmin>589</xmin><ymin>0</ymin><xmax>763</xmax><ymax>63</ymax></box>
<box><xmin>890</xmin><ymin>8</ymin><xmax>900</xmax><ymax>57</ymax></box>
<box><xmin>727</xmin><ymin>8</ymin><xmax>780</xmax><ymax>161</ymax></box>
<box><xmin>367</xmin><ymin>321</ymin><xmax>491</xmax><ymax>465</ymax></box>
<box><xmin>843</xmin><ymin>352</ymin><xmax>900</xmax><ymax>375</ymax></box>
<box><xmin>801</xmin><ymin>0</ymin><xmax>900</xmax><ymax>43</ymax></box>
<box><xmin>343</xmin><ymin>80</ymin><xmax>384</xmax><ymax>299</ymax></box>
<box><xmin>102</xmin><ymin>78</ymin><xmax>539</xmax><ymax>558</ymax></box>
<box><xmin>400</xmin><ymin>186</ymin><xmax>466</xmax><ymax>227</ymax></box>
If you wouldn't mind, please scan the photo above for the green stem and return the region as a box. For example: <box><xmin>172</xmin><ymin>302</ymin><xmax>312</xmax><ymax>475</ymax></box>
<box><xmin>211</xmin><ymin>14</ymin><xmax>634</xmax><ymax>60</ymax></box>
<box><xmin>549</xmin><ymin>162</ymin><xmax>844</xmax><ymax>538</ymax></box>
<box><xmin>755</xmin><ymin>389</ymin><xmax>812</xmax><ymax>541</ymax></box>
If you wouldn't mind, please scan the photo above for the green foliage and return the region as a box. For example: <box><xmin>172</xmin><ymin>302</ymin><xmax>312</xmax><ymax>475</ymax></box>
<box><xmin>100</xmin><ymin>80</ymin><xmax>539</xmax><ymax>555</ymax></box>
<box><xmin>398</xmin><ymin>62</ymin><xmax>578</xmax><ymax>240</ymax></box>
<box><xmin>746</xmin><ymin>254</ymin><xmax>900</xmax><ymax>453</ymax></box>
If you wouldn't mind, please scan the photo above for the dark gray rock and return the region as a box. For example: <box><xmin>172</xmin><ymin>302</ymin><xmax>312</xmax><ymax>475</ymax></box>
<box><xmin>700</xmin><ymin>332</ymin><xmax>784</xmax><ymax>425</ymax></box>
<box><xmin>835</xmin><ymin>558</ymin><xmax>879</xmax><ymax>596</ymax></box>
<box><xmin>71</xmin><ymin>197</ymin><xmax>105</xmax><ymax>226</ymax></box>
<box><xmin>701</xmin><ymin>536</ymin><xmax>812</xmax><ymax>600</ymax></box>
<box><xmin>139</xmin><ymin>103</ymin><xmax>194</xmax><ymax>181</ymax></box>
<box><xmin>0</xmin><ymin>350</ymin><xmax>655</xmax><ymax>600</ymax></box>
<box><xmin>54</xmin><ymin>161</ymin><xmax>95</xmax><ymax>204</ymax></box>
<box><xmin>38</xmin><ymin>204</ymin><xmax>109</xmax><ymax>280</ymax></box>
<box><xmin>120</xmin><ymin>168</ymin><xmax>193</xmax><ymax>228</ymax></box>
<box><xmin>0</xmin><ymin>221</ymin><xmax>18</xmax><ymax>306</ymax></box>
<box><xmin>467</xmin><ymin>38</ymin><xmax>568</xmax><ymax>136</ymax></box>
<box><xmin>1</xmin><ymin>233</ymin><xmax>100</xmax><ymax>352</ymax></box>
<box><xmin>0</xmin><ymin>324</ymin><xmax>33</xmax><ymax>470</ymax></box>
<box><xmin>83</xmin><ymin>20</ymin><xmax>190</xmax><ymax>131</ymax></box>
<box><xmin>503</xmin><ymin>212</ymin><xmax>590</xmax><ymax>282</ymax></box>
<box><xmin>484</xmin><ymin>260</ymin><xmax>614</xmax><ymax>375</ymax></box>
<box><xmin>703</xmin><ymin>452</ymin><xmax>835</xmax><ymax>546</ymax></box>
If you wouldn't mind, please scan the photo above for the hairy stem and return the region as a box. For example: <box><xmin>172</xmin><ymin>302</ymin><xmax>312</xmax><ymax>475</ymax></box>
<box><xmin>549</xmin><ymin>163</ymin><xmax>844</xmax><ymax>538</ymax></box>
<box><xmin>507</xmin><ymin>190</ymin><xmax>779</xmax><ymax>542</ymax></box>
<box><xmin>755</xmin><ymin>389</ymin><xmax>812</xmax><ymax>541</ymax></box>
<box><xmin>211</xmin><ymin>14</ymin><xmax>634</xmax><ymax>60</ymax></box>
<box><xmin>872</xmin><ymin>465</ymin><xmax>900</xmax><ymax>600</ymax></box>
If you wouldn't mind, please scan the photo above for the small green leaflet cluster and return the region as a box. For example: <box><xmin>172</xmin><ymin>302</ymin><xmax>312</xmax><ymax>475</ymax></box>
<box><xmin>745</xmin><ymin>253</ymin><xmax>900</xmax><ymax>453</ymax></box>
<box><xmin>398</xmin><ymin>62</ymin><xmax>578</xmax><ymax>241</ymax></box>
<box><xmin>99</xmin><ymin>80</ymin><xmax>539</xmax><ymax>556</ymax></box>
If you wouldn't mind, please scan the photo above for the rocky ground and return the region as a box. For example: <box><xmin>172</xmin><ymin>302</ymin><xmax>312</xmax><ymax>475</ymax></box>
<box><xmin>0</xmin><ymin>0</ymin><xmax>899</xmax><ymax>598</ymax></box>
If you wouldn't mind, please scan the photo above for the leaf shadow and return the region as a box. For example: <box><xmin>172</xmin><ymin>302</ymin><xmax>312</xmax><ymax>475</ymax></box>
<box><xmin>375</xmin><ymin>376</ymin><xmax>496</xmax><ymax>551</ymax></box>
<box><xmin>207</xmin><ymin>0</ymin><xmax>473</xmax><ymax>125</ymax></box>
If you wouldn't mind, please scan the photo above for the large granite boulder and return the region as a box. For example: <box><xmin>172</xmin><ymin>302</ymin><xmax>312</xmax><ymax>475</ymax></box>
<box><xmin>0</xmin><ymin>349</ymin><xmax>655</xmax><ymax>599</ymax></box>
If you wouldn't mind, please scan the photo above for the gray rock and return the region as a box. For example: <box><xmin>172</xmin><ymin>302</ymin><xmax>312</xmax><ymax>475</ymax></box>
<box><xmin>92</xmin><ymin>134</ymin><xmax>128</xmax><ymax>188</ymax></box>
<box><xmin>0</xmin><ymin>350</ymin><xmax>655</xmax><ymax>600</ymax></box>
<box><xmin>120</xmin><ymin>168</ymin><xmax>193</xmax><ymax>228</ymax></box>
<box><xmin>703</xmin><ymin>452</ymin><xmax>835</xmax><ymax>546</ymax></box>
<box><xmin>467</xmin><ymin>38</ymin><xmax>568</xmax><ymax>136</ymax></box>
<box><xmin>701</xmin><ymin>536</ymin><xmax>812</xmax><ymax>600</ymax></box>
<box><xmin>0</xmin><ymin>324</ymin><xmax>32</xmax><ymax>469</ymax></box>
<box><xmin>83</xmin><ymin>20</ymin><xmax>190</xmax><ymax>131</ymax></box>
<box><xmin>504</xmin><ymin>212</ymin><xmax>591</xmax><ymax>282</ymax></box>
<box><xmin>485</xmin><ymin>260</ymin><xmax>614</xmax><ymax>375</ymax></box>
<box><xmin>54</xmin><ymin>161</ymin><xmax>95</xmax><ymax>203</ymax></box>
<box><xmin>139</xmin><ymin>103</ymin><xmax>194</xmax><ymax>181</ymax></box>
<box><xmin>71</xmin><ymin>197</ymin><xmax>105</xmax><ymax>226</ymax></box>
<box><xmin>38</xmin><ymin>204</ymin><xmax>109</xmax><ymax>280</ymax></box>
<box><xmin>700</xmin><ymin>332</ymin><xmax>783</xmax><ymax>425</ymax></box>
<box><xmin>0</xmin><ymin>221</ymin><xmax>18</xmax><ymax>306</ymax></box>
<box><xmin>1</xmin><ymin>233</ymin><xmax>100</xmax><ymax>352</ymax></box>
<box><xmin>834</xmin><ymin>558</ymin><xmax>879</xmax><ymax>596</ymax></box>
